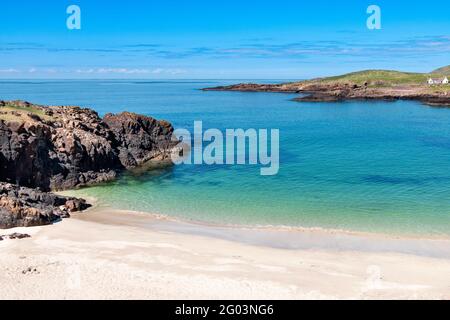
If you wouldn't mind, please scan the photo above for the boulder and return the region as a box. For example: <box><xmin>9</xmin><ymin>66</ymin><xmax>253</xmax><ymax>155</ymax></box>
<box><xmin>103</xmin><ymin>112</ymin><xmax>177</xmax><ymax>168</ymax></box>
<box><xmin>0</xmin><ymin>182</ymin><xmax>90</xmax><ymax>229</ymax></box>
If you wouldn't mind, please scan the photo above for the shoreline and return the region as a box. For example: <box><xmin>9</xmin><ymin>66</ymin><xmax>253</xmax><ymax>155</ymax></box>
<box><xmin>72</xmin><ymin>206</ymin><xmax>450</xmax><ymax>259</ymax></box>
<box><xmin>203</xmin><ymin>79</ymin><xmax>450</xmax><ymax>107</ymax></box>
<box><xmin>59</xmin><ymin>191</ymin><xmax>450</xmax><ymax>242</ymax></box>
<box><xmin>1</xmin><ymin>205</ymin><xmax>450</xmax><ymax>299</ymax></box>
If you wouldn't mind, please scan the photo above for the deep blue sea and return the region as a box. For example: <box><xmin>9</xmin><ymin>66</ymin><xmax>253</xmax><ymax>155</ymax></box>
<box><xmin>1</xmin><ymin>79</ymin><xmax>450</xmax><ymax>236</ymax></box>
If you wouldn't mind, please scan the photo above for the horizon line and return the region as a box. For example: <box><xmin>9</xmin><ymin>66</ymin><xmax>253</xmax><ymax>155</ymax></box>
<box><xmin>0</xmin><ymin>78</ymin><xmax>305</xmax><ymax>81</ymax></box>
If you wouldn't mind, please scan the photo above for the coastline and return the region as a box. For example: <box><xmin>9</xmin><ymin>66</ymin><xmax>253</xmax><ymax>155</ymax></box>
<box><xmin>2</xmin><ymin>87</ymin><xmax>450</xmax><ymax>300</ymax></box>
<box><xmin>203</xmin><ymin>75</ymin><xmax>450</xmax><ymax>107</ymax></box>
<box><xmin>73</xmin><ymin>206</ymin><xmax>450</xmax><ymax>258</ymax></box>
<box><xmin>1</xmin><ymin>206</ymin><xmax>450</xmax><ymax>299</ymax></box>
<box><xmin>58</xmin><ymin>191</ymin><xmax>450</xmax><ymax>242</ymax></box>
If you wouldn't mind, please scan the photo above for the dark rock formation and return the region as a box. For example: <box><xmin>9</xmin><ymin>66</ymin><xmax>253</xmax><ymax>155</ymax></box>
<box><xmin>8</xmin><ymin>233</ymin><xmax>31</xmax><ymax>239</ymax></box>
<box><xmin>0</xmin><ymin>101</ymin><xmax>177</xmax><ymax>191</ymax></box>
<box><xmin>103</xmin><ymin>112</ymin><xmax>175</xmax><ymax>168</ymax></box>
<box><xmin>0</xmin><ymin>232</ymin><xmax>31</xmax><ymax>240</ymax></box>
<box><xmin>0</xmin><ymin>100</ymin><xmax>178</xmax><ymax>228</ymax></box>
<box><xmin>0</xmin><ymin>182</ymin><xmax>90</xmax><ymax>228</ymax></box>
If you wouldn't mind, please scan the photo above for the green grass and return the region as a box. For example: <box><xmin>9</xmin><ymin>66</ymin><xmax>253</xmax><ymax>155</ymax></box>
<box><xmin>290</xmin><ymin>69</ymin><xmax>449</xmax><ymax>88</ymax></box>
<box><xmin>326</xmin><ymin>70</ymin><xmax>426</xmax><ymax>83</ymax></box>
<box><xmin>427</xmin><ymin>85</ymin><xmax>450</xmax><ymax>94</ymax></box>
<box><xmin>0</xmin><ymin>104</ymin><xmax>53</xmax><ymax>122</ymax></box>
<box><xmin>432</xmin><ymin>65</ymin><xmax>450</xmax><ymax>75</ymax></box>
<box><xmin>315</xmin><ymin>70</ymin><xmax>433</xmax><ymax>86</ymax></box>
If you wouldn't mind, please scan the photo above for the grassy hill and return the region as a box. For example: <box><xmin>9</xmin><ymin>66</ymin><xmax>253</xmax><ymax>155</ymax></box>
<box><xmin>299</xmin><ymin>67</ymin><xmax>449</xmax><ymax>87</ymax></box>
<box><xmin>432</xmin><ymin>65</ymin><xmax>450</xmax><ymax>75</ymax></box>
<box><xmin>315</xmin><ymin>70</ymin><xmax>428</xmax><ymax>86</ymax></box>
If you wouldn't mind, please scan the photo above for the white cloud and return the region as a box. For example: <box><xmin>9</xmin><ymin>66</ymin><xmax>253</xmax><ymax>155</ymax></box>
<box><xmin>0</xmin><ymin>68</ymin><xmax>20</xmax><ymax>73</ymax></box>
<box><xmin>98</xmin><ymin>68</ymin><xmax>148</xmax><ymax>74</ymax></box>
<box><xmin>0</xmin><ymin>68</ymin><xmax>59</xmax><ymax>74</ymax></box>
<box><xmin>75</xmin><ymin>67</ymin><xmax>186</xmax><ymax>75</ymax></box>
<box><xmin>166</xmin><ymin>68</ymin><xmax>186</xmax><ymax>75</ymax></box>
<box><xmin>75</xmin><ymin>68</ymin><xmax>95</xmax><ymax>74</ymax></box>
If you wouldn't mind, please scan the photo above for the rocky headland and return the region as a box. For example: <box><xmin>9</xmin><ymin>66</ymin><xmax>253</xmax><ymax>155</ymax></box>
<box><xmin>0</xmin><ymin>100</ymin><xmax>177</xmax><ymax>228</ymax></box>
<box><xmin>204</xmin><ymin>69</ymin><xmax>450</xmax><ymax>107</ymax></box>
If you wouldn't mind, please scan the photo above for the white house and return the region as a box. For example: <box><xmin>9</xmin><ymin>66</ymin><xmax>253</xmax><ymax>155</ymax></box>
<box><xmin>428</xmin><ymin>77</ymin><xmax>449</xmax><ymax>85</ymax></box>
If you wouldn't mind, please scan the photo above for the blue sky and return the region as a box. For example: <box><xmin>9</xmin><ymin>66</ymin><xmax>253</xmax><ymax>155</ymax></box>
<box><xmin>0</xmin><ymin>0</ymin><xmax>449</xmax><ymax>79</ymax></box>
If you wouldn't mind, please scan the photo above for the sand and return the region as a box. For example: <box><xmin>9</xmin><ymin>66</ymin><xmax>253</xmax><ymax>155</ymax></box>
<box><xmin>1</xmin><ymin>208</ymin><xmax>449</xmax><ymax>300</ymax></box>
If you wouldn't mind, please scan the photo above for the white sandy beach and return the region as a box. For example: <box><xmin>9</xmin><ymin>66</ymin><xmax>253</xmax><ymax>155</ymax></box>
<box><xmin>1</xmin><ymin>207</ymin><xmax>450</xmax><ymax>300</ymax></box>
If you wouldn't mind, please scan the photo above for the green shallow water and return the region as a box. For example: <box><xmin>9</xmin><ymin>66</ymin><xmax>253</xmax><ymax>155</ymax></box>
<box><xmin>1</xmin><ymin>80</ymin><xmax>450</xmax><ymax>236</ymax></box>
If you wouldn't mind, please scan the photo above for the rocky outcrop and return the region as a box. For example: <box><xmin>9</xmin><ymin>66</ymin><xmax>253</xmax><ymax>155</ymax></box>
<box><xmin>0</xmin><ymin>233</ymin><xmax>31</xmax><ymax>240</ymax></box>
<box><xmin>0</xmin><ymin>100</ymin><xmax>177</xmax><ymax>191</ymax></box>
<box><xmin>204</xmin><ymin>81</ymin><xmax>450</xmax><ymax>107</ymax></box>
<box><xmin>203</xmin><ymin>83</ymin><xmax>300</xmax><ymax>93</ymax></box>
<box><xmin>293</xmin><ymin>88</ymin><xmax>450</xmax><ymax>106</ymax></box>
<box><xmin>0</xmin><ymin>100</ymin><xmax>178</xmax><ymax>228</ymax></box>
<box><xmin>0</xmin><ymin>182</ymin><xmax>90</xmax><ymax>228</ymax></box>
<box><xmin>0</xmin><ymin>104</ymin><xmax>118</xmax><ymax>191</ymax></box>
<box><xmin>103</xmin><ymin>112</ymin><xmax>175</xmax><ymax>168</ymax></box>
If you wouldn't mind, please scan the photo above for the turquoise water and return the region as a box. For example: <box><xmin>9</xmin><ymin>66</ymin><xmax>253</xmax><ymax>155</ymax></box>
<box><xmin>1</xmin><ymin>80</ymin><xmax>450</xmax><ymax>236</ymax></box>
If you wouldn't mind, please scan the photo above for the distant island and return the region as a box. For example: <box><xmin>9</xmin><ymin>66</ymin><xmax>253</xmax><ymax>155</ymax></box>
<box><xmin>204</xmin><ymin>66</ymin><xmax>450</xmax><ymax>107</ymax></box>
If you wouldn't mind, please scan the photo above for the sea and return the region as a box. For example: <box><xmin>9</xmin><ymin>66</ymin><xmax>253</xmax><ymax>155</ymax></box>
<box><xmin>1</xmin><ymin>79</ymin><xmax>450</xmax><ymax>237</ymax></box>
